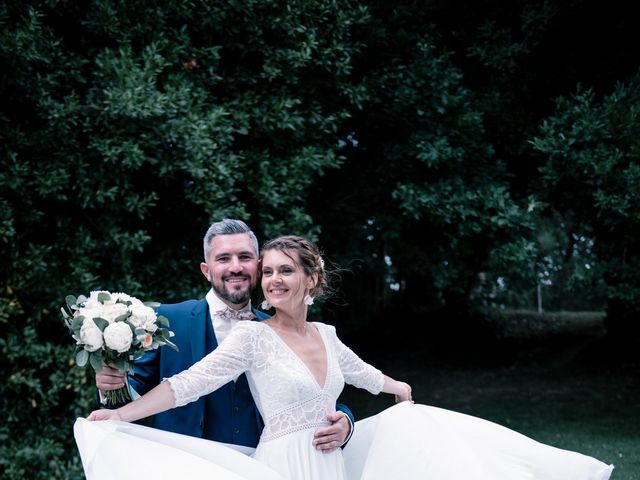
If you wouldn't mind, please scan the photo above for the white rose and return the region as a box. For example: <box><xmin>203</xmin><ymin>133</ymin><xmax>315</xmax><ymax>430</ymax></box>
<box><xmin>128</xmin><ymin>304</ymin><xmax>157</xmax><ymax>329</ymax></box>
<box><xmin>103</xmin><ymin>322</ymin><xmax>133</xmax><ymax>353</ymax></box>
<box><xmin>79</xmin><ymin>318</ymin><xmax>104</xmax><ymax>352</ymax></box>
<box><xmin>78</xmin><ymin>307</ymin><xmax>106</xmax><ymax>323</ymax></box>
<box><xmin>82</xmin><ymin>296</ymin><xmax>99</xmax><ymax>310</ymax></box>
<box><xmin>101</xmin><ymin>302</ymin><xmax>130</xmax><ymax>323</ymax></box>
<box><xmin>85</xmin><ymin>290</ymin><xmax>115</xmax><ymax>308</ymax></box>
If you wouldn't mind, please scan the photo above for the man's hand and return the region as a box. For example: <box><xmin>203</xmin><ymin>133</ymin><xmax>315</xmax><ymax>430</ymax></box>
<box><xmin>95</xmin><ymin>365</ymin><xmax>126</xmax><ymax>392</ymax></box>
<box><xmin>312</xmin><ymin>411</ymin><xmax>351</xmax><ymax>453</ymax></box>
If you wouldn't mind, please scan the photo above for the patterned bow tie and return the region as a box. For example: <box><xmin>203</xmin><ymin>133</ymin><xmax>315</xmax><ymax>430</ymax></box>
<box><xmin>215</xmin><ymin>307</ymin><xmax>256</xmax><ymax>321</ymax></box>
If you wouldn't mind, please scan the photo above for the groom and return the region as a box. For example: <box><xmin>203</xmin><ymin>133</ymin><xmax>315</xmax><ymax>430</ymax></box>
<box><xmin>96</xmin><ymin>219</ymin><xmax>353</xmax><ymax>450</ymax></box>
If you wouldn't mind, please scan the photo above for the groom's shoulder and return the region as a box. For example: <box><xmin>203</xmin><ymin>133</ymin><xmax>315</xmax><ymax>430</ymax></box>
<box><xmin>252</xmin><ymin>308</ymin><xmax>270</xmax><ymax>321</ymax></box>
<box><xmin>156</xmin><ymin>298</ymin><xmax>205</xmax><ymax>318</ymax></box>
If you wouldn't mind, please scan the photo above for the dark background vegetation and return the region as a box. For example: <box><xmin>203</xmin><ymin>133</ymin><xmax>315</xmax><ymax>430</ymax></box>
<box><xmin>1</xmin><ymin>1</ymin><xmax>638</xmax><ymax>478</ymax></box>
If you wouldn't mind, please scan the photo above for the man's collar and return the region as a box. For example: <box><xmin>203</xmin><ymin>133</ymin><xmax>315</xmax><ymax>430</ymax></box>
<box><xmin>205</xmin><ymin>288</ymin><xmax>252</xmax><ymax>314</ymax></box>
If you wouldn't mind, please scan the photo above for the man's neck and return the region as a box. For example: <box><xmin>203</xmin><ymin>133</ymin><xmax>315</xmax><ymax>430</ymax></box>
<box><xmin>207</xmin><ymin>288</ymin><xmax>250</xmax><ymax>311</ymax></box>
<box><xmin>225</xmin><ymin>300</ymin><xmax>249</xmax><ymax>311</ymax></box>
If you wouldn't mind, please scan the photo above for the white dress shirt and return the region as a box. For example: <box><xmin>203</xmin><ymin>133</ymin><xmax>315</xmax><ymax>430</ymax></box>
<box><xmin>205</xmin><ymin>288</ymin><xmax>254</xmax><ymax>345</ymax></box>
<box><xmin>206</xmin><ymin>288</ymin><xmax>254</xmax><ymax>382</ymax></box>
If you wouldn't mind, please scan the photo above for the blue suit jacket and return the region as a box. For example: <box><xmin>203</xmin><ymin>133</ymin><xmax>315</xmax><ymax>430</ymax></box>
<box><xmin>128</xmin><ymin>299</ymin><xmax>353</xmax><ymax>447</ymax></box>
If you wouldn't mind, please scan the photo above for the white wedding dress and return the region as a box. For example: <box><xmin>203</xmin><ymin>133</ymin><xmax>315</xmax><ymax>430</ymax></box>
<box><xmin>75</xmin><ymin>321</ymin><xmax>614</xmax><ymax>480</ymax></box>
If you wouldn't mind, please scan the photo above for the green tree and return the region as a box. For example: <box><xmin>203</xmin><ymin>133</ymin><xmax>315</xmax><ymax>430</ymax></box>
<box><xmin>311</xmin><ymin>2</ymin><xmax>536</xmax><ymax>336</ymax></box>
<box><xmin>532</xmin><ymin>75</ymin><xmax>640</xmax><ymax>336</ymax></box>
<box><xmin>477</xmin><ymin>212</ymin><xmax>605</xmax><ymax>311</ymax></box>
<box><xmin>313</xmin><ymin>0</ymin><xmax>639</xmax><ymax>334</ymax></box>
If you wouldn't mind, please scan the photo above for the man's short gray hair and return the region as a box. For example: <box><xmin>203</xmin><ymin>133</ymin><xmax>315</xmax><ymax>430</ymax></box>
<box><xmin>203</xmin><ymin>219</ymin><xmax>259</xmax><ymax>261</ymax></box>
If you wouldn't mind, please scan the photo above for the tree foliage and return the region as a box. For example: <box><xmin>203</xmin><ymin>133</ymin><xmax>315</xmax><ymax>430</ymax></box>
<box><xmin>532</xmin><ymin>76</ymin><xmax>640</xmax><ymax>334</ymax></box>
<box><xmin>311</xmin><ymin>3</ymin><xmax>534</xmax><ymax>328</ymax></box>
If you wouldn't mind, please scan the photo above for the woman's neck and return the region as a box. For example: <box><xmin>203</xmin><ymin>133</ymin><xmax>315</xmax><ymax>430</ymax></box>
<box><xmin>270</xmin><ymin>306</ymin><xmax>308</xmax><ymax>331</ymax></box>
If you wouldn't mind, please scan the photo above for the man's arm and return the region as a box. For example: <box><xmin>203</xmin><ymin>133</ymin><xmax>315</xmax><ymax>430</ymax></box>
<box><xmin>94</xmin><ymin>348</ymin><xmax>161</xmax><ymax>407</ymax></box>
<box><xmin>312</xmin><ymin>402</ymin><xmax>355</xmax><ymax>453</ymax></box>
<box><xmin>127</xmin><ymin>347</ymin><xmax>161</xmax><ymax>396</ymax></box>
<box><xmin>336</xmin><ymin>402</ymin><xmax>354</xmax><ymax>424</ymax></box>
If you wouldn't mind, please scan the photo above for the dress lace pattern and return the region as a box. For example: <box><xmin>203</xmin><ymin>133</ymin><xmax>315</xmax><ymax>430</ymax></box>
<box><xmin>167</xmin><ymin>321</ymin><xmax>384</xmax><ymax>442</ymax></box>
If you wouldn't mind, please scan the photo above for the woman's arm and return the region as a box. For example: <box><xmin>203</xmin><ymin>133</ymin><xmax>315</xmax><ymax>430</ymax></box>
<box><xmin>88</xmin><ymin>321</ymin><xmax>258</xmax><ymax>421</ymax></box>
<box><xmin>381</xmin><ymin>375</ymin><xmax>413</xmax><ymax>403</ymax></box>
<box><xmin>330</xmin><ymin>324</ymin><xmax>413</xmax><ymax>402</ymax></box>
<box><xmin>88</xmin><ymin>380</ymin><xmax>176</xmax><ymax>422</ymax></box>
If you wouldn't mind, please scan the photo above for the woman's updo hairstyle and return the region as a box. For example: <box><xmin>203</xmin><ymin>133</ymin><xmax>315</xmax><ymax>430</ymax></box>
<box><xmin>260</xmin><ymin>235</ymin><xmax>329</xmax><ymax>299</ymax></box>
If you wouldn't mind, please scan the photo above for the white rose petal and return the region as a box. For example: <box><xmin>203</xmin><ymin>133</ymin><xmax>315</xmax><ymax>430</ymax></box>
<box><xmin>82</xmin><ymin>296</ymin><xmax>101</xmax><ymax>310</ymax></box>
<box><xmin>79</xmin><ymin>319</ymin><xmax>104</xmax><ymax>352</ymax></box>
<box><xmin>101</xmin><ymin>302</ymin><xmax>130</xmax><ymax>323</ymax></box>
<box><xmin>129</xmin><ymin>305</ymin><xmax>157</xmax><ymax>328</ymax></box>
<box><xmin>77</xmin><ymin>307</ymin><xmax>106</xmax><ymax>323</ymax></box>
<box><xmin>103</xmin><ymin>322</ymin><xmax>133</xmax><ymax>353</ymax></box>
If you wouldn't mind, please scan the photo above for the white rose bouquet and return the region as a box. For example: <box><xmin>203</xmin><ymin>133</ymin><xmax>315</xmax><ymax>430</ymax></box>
<box><xmin>62</xmin><ymin>290</ymin><xmax>178</xmax><ymax>406</ymax></box>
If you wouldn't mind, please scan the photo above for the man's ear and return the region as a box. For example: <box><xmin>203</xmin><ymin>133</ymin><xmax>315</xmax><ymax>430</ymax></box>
<box><xmin>200</xmin><ymin>262</ymin><xmax>211</xmax><ymax>281</ymax></box>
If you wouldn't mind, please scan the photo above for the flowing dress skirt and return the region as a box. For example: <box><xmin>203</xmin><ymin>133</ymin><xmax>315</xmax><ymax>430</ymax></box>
<box><xmin>74</xmin><ymin>403</ymin><xmax>613</xmax><ymax>480</ymax></box>
<box><xmin>73</xmin><ymin>418</ymin><xmax>284</xmax><ymax>480</ymax></box>
<box><xmin>343</xmin><ymin>402</ymin><xmax>613</xmax><ymax>480</ymax></box>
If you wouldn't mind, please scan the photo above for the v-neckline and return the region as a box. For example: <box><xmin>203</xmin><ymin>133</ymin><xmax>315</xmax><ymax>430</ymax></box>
<box><xmin>261</xmin><ymin>321</ymin><xmax>329</xmax><ymax>390</ymax></box>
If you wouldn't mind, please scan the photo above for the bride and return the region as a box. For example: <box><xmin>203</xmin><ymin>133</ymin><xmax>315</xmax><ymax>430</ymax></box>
<box><xmin>78</xmin><ymin>235</ymin><xmax>614</xmax><ymax>480</ymax></box>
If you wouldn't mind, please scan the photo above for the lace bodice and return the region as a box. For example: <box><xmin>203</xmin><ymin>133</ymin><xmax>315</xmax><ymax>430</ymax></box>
<box><xmin>167</xmin><ymin>321</ymin><xmax>384</xmax><ymax>442</ymax></box>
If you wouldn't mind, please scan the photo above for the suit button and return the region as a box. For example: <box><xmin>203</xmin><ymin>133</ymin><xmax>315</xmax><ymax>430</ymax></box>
<box><xmin>234</xmin><ymin>428</ymin><xmax>240</xmax><ymax>434</ymax></box>
<box><xmin>234</xmin><ymin>406</ymin><xmax>239</xmax><ymax>413</ymax></box>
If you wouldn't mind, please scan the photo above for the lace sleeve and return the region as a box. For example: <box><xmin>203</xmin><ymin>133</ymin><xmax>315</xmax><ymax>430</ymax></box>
<box><xmin>166</xmin><ymin>321</ymin><xmax>258</xmax><ymax>407</ymax></box>
<box><xmin>327</xmin><ymin>325</ymin><xmax>384</xmax><ymax>394</ymax></box>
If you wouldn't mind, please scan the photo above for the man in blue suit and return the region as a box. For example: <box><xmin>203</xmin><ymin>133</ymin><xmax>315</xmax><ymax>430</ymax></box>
<box><xmin>96</xmin><ymin>219</ymin><xmax>353</xmax><ymax>450</ymax></box>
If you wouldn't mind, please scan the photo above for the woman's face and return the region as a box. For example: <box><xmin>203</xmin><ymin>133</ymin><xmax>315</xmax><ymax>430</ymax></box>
<box><xmin>261</xmin><ymin>249</ymin><xmax>315</xmax><ymax>311</ymax></box>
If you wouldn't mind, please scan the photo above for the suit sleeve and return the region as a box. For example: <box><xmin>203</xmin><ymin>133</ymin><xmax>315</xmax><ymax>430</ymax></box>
<box><xmin>128</xmin><ymin>348</ymin><xmax>161</xmax><ymax>396</ymax></box>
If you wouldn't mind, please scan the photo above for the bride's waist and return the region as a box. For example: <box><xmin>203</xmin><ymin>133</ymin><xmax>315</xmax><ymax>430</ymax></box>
<box><xmin>260</xmin><ymin>396</ymin><xmax>332</xmax><ymax>442</ymax></box>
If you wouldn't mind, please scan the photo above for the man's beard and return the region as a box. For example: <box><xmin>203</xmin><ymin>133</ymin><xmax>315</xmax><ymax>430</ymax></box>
<box><xmin>211</xmin><ymin>274</ymin><xmax>253</xmax><ymax>305</ymax></box>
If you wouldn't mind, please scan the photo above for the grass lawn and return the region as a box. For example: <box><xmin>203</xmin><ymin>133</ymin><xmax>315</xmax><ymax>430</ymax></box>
<box><xmin>338</xmin><ymin>313</ymin><xmax>639</xmax><ymax>479</ymax></box>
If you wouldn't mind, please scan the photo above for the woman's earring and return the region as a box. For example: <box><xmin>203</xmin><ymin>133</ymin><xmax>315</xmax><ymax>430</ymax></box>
<box><xmin>260</xmin><ymin>300</ymin><xmax>271</xmax><ymax>310</ymax></box>
<box><xmin>304</xmin><ymin>295</ymin><xmax>314</xmax><ymax>306</ymax></box>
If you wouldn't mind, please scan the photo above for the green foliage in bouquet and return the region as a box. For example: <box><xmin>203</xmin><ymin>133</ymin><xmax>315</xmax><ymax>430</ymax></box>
<box><xmin>61</xmin><ymin>291</ymin><xmax>178</xmax><ymax>406</ymax></box>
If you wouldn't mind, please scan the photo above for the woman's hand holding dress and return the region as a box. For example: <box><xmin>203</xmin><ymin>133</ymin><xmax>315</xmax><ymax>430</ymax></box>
<box><xmin>87</xmin><ymin>408</ymin><xmax>122</xmax><ymax>421</ymax></box>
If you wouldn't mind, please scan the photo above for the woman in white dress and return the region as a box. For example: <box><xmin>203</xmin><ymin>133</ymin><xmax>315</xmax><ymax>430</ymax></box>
<box><xmin>82</xmin><ymin>235</ymin><xmax>614</xmax><ymax>480</ymax></box>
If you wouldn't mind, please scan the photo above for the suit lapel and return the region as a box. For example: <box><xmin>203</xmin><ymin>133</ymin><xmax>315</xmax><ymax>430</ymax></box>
<box><xmin>189</xmin><ymin>299</ymin><xmax>213</xmax><ymax>365</ymax></box>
